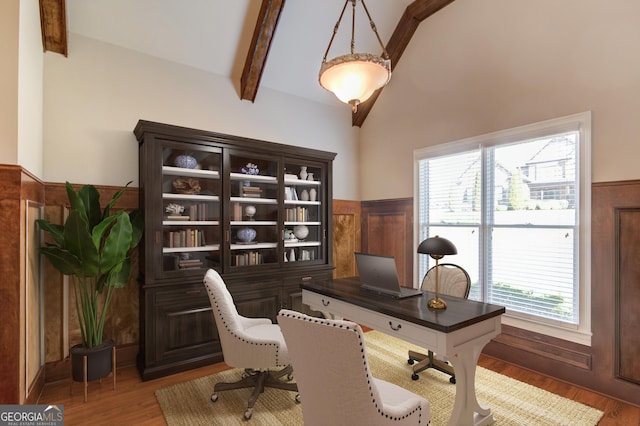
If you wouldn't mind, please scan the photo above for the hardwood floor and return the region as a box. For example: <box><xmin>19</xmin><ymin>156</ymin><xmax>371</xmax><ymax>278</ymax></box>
<box><xmin>38</xmin><ymin>355</ymin><xmax>640</xmax><ymax>425</ymax></box>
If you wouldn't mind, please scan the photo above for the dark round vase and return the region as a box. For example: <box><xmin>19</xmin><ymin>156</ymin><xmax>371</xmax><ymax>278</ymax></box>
<box><xmin>70</xmin><ymin>339</ymin><xmax>115</xmax><ymax>382</ymax></box>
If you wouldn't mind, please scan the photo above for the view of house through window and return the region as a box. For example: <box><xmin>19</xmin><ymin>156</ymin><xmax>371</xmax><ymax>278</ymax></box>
<box><xmin>415</xmin><ymin>113</ymin><xmax>591</xmax><ymax>339</ymax></box>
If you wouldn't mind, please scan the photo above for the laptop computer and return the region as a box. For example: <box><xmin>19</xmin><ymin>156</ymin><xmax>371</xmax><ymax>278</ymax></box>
<box><xmin>354</xmin><ymin>252</ymin><xmax>423</xmax><ymax>299</ymax></box>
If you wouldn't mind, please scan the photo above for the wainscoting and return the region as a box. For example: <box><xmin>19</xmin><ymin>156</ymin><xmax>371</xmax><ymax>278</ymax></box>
<box><xmin>360</xmin><ymin>198</ymin><xmax>414</xmax><ymax>285</ymax></box>
<box><xmin>2</xmin><ymin>173</ymin><xmax>639</xmax><ymax>407</ymax></box>
<box><xmin>0</xmin><ymin>166</ymin><xmax>45</xmax><ymax>404</ymax></box>
<box><xmin>354</xmin><ymin>182</ymin><xmax>640</xmax><ymax>407</ymax></box>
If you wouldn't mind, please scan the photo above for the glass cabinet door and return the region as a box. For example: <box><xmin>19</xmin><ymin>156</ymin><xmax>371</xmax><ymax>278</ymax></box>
<box><xmin>227</xmin><ymin>151</ymin><xmax>280</xmax><ymax>268</ymax></box>
<box><xmin>160</xmin><ymin>143</ymin><xmax>222</xmax><ymax>276</ymax></box>
<box><xmin>283</xmin><ymin>161</ymin><xmax>324</xmax><ymax>264</ymax></box>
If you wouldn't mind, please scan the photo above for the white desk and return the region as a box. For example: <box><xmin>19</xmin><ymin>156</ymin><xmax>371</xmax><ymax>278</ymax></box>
<box><xmin>302</xmin><ymin>278</ymin><xmax>505</xmax><ymax>426</ymax></box>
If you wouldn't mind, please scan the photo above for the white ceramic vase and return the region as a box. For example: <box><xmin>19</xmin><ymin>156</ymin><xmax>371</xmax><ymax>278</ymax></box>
<box><xmin>299</xmin><ymin>166</ymin><xmax>308</xmax><ymax>180</ymax></box>
<box><xmin>309</xmin><ymin>187</ymin><xmax>317</xmax><ymax>202</ymax></box>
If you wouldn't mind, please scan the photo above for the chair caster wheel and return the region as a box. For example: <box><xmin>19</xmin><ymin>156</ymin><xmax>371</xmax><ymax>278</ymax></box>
<box><xmin>295</xmin><ymin>394</ymin><xmax>301</xmax><ymax>403</ymax></box>
<box><xmin>244</xmin><ymin>408</ymin><xmax>253</xmax><ymax>420</ymax></box>
<box><xmin>407</xmin><ymin>358</ymin><xmax>415</xmax><ymax>365</ymax></box>
<box><xmin>450</xmin><ymin>377</ymin><xmax>456</xmax><ymax>384</ymax></box>
<box><xmin>411</xmin><ymin>373</ymin><xmax>419</xmax><ymax>381</ymax></box>
<box><xmin>211</xmin><ymin>393</ymin><xmax>218</xmax><ymax>402</ymax></box>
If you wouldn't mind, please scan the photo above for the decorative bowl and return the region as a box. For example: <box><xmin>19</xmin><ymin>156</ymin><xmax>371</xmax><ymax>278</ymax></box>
<box><xmin>174</xmin><ymin>154</ymin><xmax>197</xmax><ymax>169</ymax></box>
<box><xmin>237</xmin><ymin>227</ymin><xmax>257</xmax><ymax>243</ymax></box>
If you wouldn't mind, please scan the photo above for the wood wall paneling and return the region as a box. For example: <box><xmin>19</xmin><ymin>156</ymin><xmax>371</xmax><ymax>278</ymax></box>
<box><xmin>586</xmin><ymin>180</ymin><xmax>640</xmax><ymax>405</ymax></box>
<box><xmin>0</xmin><ymin>166</ymin><xmax>45</xmax><ymax>404</ymax></box>
<box><xmin>5</xmin><ymin>171</ymin><xmax>640</xmax><ymax>407</ymax></box>
<box><xmin>361</xmin><ymin>199</ymin><xmax>413</xmax><ymax>286</ymax></box>
<box><xmin>332</xmin><ymin>200</ymin><xmax>361</xmax><ymax>279</ymax></box>
<box><xmin>616</xmin><ymin>208</ymin><xmax>640</xmax><ymax>384</ymax></box>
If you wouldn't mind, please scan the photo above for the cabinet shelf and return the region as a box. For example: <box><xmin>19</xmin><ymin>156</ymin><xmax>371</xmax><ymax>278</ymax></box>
<box><xmin>230</xmin><ymin>196</ymin><xmax>277</xmax><ymax>204</ymax></box>
<box><xmin>230</xmin><ymin>172</ymin><xmax>277</xmax><ymax>183</ymax></box>
<box><xmin>163</xmin><ymin>166</ymin><xmax>220</xmax><ymax>179</ymax></box>
<box><xmin>230</xmin><ymin>242</ymin><xmax>278</xmax><ymax>250</ymax></box>
<box><xmin>285</xmin><ymin>241</ymin><xmax>322</xmax><ymax>248</ymax></box>
<box><xmin>163</xmin><ymin>244</ymin><xmax>220</xmax><ymax>253</ymax></box>
<box><xmin>285</xmin><ymin>221</ymin><xmax>321</xmax><ymax>226</ymax></box>
<box><xmin>163</xmin><ymin>220</ymin><xmax>219</xmax><ymax>226</ymax></box>
<box><xmin>284</xmin><ymin>178</ymin><xmax>321</xmax><ymax>186</ymax></box>
<box><xmin>163</xmin><ymin>193</ymin><xmax>219</xmax><ymax>201</ymax></box>
<box><xmin>230</xmin><ymin>221</ymin><xmax>277</xmax><ymax>226</ymax></box>
<box><xmin>284</xmin><ymin>200</ymin><xmax>320</xmax><ymax>206</ymax></box>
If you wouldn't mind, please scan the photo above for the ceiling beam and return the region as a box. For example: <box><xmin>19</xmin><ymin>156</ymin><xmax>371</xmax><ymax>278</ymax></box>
<box><xmin>352</xmin><ymin>0</ymin><xmax>455</xmax><ymax>127</ymax></box>
<box><xmin>240</xmin><ymin>0</ymin><xmax>286</xmax><ymax>102</ymax></box>
<box><xmin>39</xmin><ymin>0</ymin><xmax>67</xmax><ymax>56</ymax></box>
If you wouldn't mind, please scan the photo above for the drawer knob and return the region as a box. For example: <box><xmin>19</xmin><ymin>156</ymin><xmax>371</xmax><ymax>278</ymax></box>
<box><xmin>321</xmin><ymin>299</ymin><xmax>330</xmax><ymax>307</ymax></box>
<box><xmin>388</xmin><ymin>321</ymin><xmax>402</xmax><ymax>331</ymax></box>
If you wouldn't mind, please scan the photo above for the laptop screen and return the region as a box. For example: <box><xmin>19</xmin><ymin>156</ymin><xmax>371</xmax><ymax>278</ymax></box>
<box><xmin>355</xmin><ymin>253</ymin><xmax>403</xmax><ymax>294</ymax></box>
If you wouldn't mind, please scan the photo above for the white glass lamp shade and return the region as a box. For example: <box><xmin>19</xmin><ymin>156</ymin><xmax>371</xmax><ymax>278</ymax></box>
<box><xmin>319</xmin><ymin>53</ymin><xmax>391</xmax><ymax>110</ymax></box>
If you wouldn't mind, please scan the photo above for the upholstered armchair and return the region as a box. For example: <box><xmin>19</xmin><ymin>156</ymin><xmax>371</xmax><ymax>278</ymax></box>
<box><xmin>278</xmin><ymin>309</ymin><xmax>430</xmax><ymax>426</ymax></box>
<box><xmin>408</xmin><ymin>263</ymin><xmax>471</xmax><ymax>382</ymax></box>
<box><xmin>203</xmin><ymin>269</ymin><xmax>298</xmax><ymax>420</ymax></box>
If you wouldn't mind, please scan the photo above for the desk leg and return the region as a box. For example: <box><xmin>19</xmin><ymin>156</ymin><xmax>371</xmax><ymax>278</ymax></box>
<box><xmin>446</xmin><ymin>345</ymin><xmax>494</xmax><ymax>426</ymax></box>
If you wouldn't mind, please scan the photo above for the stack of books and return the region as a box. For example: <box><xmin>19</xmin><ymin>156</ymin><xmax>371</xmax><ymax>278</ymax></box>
<box><xmin>241</xmin><ymin>185</ymin><xmax>263</xmax><ymax>198</ymax></box>
<box><xmin>178</xmin><ymin>257</ymin><xmax>203</xmax><ymax>269</ymax></box>
<box><xmin>166</xmin><ymin>214</ymin><xmax>190</xmax><ymax>221</ymax></box>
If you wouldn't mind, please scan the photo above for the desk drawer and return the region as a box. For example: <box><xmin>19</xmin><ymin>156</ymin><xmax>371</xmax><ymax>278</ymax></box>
<box><xmin>303</xmin><ymin>290</ymin><xmax>443</xmax><ymax>353</ymax></box>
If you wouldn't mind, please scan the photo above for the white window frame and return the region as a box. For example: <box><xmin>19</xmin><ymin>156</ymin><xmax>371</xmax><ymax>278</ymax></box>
<box><xmin>413</xmin><ymin>112</ymin><xmax>592</xmax><ymax>346</ymax></box>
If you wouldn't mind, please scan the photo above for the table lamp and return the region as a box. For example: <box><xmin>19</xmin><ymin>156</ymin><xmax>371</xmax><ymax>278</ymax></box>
<box><xmin>417</xmin><ymin>235</ymin><xmax>457</xmax><ymax>309</ymax></box>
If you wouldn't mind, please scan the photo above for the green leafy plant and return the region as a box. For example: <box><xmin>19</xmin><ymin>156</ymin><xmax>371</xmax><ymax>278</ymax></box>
<box><xmin>37</xmin><ymin>182</ymin><xmax>143</xmax><ymax>348</ymax></box>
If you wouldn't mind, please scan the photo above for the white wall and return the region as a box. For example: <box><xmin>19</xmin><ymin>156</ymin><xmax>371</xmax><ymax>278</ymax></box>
<box><xmin>18</xmin><ymin>0</ymin><xmax>44</xmax><ymax>177</ymax></box>
<box><xmin>43</xmin><ymin>34</ymin><xmax>360</xmax><ymax>200</ymax></box>
<box><xmin>360</xmin><ymin>0</ymin><xmax>640</xmax><ymax>200</ymax></box>
<box><xmin>0</xmin><ymin>0</ymin><xmax>19</xmax><ymax>165</ymax></box>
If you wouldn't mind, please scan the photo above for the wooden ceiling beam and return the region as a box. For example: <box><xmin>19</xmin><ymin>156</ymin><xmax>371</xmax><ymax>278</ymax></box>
<box><xmin>39</xmin><ymin>0</ymin><xmax>67</xmax><ymax>56</ymax></box>
<box><xmin>352</xmin><ymin>0</ymin><xmax>455</xmax><ymax>127</ymax></box>
<box><xmin>240</xmin><ymin>0</ymin><xmax>286</xmax><ymax>102</ymax></box>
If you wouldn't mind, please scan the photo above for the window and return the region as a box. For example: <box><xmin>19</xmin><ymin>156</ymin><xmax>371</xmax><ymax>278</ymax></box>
<box><xmin>414</xmin><ymin>112</ymin><xmax>591</xmax><ymax>345</ymax></box>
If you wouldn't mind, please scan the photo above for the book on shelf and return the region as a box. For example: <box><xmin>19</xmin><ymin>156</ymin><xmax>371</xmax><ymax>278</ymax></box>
<box><xmin>233</xmin><ymin>251</ymin><xmax>264</xmax><ymax>266</ymax></box>
<box><xmin>285</xmin><ymin>206</ymin><xmax>308</xmax><ymax>221</ymax></box>
<box><xmin>233</xmin><ymin>202</ymin><xmax>242</xmax><ymax>221</ymax></box>
<box><xmin>240</xmin><ymin>185</ymin><xmax>262</xmax><ymax>198</ymax></box>
<box><xmin>167</xmin><ymin>228</ymin><xmax>206</xmax><ymax>248</ymax></box>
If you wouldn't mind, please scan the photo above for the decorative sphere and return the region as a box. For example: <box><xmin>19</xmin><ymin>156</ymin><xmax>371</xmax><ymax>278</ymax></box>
<box><xmin>244</xmin><ymin>205</ymin><xmax>256</xmax><ymax>218</ymax></box>
<box><xmin>293</xmin><ymin>225</ymin><xmax>309</xmax><ymax>240</ymax></box>
<box><xmin>237</xmin><ymin>227</ymin><xmax>257</xmax><ymax>243</ymax></box>
<box><xmin>174</xmin><ymin>154</ymin><xmax>197</xmax><ymax>169</ymax></box>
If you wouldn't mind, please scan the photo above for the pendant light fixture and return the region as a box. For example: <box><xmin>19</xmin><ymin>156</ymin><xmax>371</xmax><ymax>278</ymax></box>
<box><xmin>319</xmin><ymin>0</ymin><xmax>391</xmax><ymax>113</ymax></box>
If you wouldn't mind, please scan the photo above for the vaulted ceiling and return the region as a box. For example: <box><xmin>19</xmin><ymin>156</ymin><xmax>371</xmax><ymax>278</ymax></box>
<box><xmin>39</xmin><ymin>0</ymin><xmax>454</xmax><ymax>126</ymax></box>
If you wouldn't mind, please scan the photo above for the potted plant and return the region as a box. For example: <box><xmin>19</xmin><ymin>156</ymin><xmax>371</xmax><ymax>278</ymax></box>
<box><xmin>37</xmin><ymin>182</ymin><xmax>143</xmax><ymax>382</ymax></box>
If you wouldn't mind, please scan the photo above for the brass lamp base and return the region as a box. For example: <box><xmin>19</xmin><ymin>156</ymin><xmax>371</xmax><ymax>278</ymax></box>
<box><xmin>427</xmin><ymin>297</ymin><xmax>447</xmax><ymax>309</ymax></box>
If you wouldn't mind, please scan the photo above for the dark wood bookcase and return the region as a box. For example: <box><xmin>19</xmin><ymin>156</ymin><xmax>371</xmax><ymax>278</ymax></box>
<box><xmin>134</xmin><ymin>120</ymin><xmax>335</xmax><ymax>380</ymax></box>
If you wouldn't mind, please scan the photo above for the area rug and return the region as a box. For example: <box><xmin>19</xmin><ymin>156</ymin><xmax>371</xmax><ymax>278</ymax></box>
<box><xmin>156</xmin><ymin>330</ymin><xmax>603</xmax><ymax>426</ymax></box>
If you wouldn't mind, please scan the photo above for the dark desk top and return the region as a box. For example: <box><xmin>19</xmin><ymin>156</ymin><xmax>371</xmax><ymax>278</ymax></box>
<box><xmin>302</xmin><ymin>277</ymin><xmax>506</xmax><ymax>333</ymax></box>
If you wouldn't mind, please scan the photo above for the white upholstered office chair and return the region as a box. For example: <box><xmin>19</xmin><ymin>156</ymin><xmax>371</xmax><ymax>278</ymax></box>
<box><xmin>203</xmin><ymin>269</ymin><xmax>298</xmax><ymax>420</ymax></box>
<box><xmin>278</xmin><ymin>309</ymin><xmax>430</xmax><ymax>426</ymax></box>
<box><xmin>408</xmin><ymin>263</ymin><xmax>471</xmax><ymax>383</ymax></box>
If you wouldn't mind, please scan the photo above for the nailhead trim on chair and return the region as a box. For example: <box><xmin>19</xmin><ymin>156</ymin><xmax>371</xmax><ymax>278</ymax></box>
<box><xmin>278</xmin><ymin>311</ymin><xmax>426</xmax><ymax>424</ymax></box>
<box><xmin>204</xmin><ymin>282</ymin><xmax>284</xmax><ymax>367</ymax></box>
